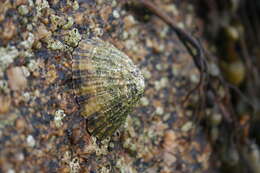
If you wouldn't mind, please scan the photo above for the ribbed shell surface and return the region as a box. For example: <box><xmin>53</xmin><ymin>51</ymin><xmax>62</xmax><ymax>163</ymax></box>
<box><xmin>72</xmin><ymin>39</ymin><xmax>145</xmax><ymax>139</ymax></box>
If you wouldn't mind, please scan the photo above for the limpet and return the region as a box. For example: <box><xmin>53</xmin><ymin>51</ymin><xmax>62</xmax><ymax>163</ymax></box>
<box><xmin>72</xmin><ymin>38</ymin><xmax>145</xmax><ymax>139</ymax></box>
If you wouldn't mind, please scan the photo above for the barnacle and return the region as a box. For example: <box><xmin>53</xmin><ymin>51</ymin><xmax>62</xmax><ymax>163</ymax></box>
<box><xmin>72</xmin><ymin>38</ymin><xmax>145</xmax><ymax>139</ymax></box>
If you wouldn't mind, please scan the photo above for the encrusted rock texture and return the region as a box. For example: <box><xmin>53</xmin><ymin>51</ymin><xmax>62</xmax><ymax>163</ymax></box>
<box><xmin>0</xmin><ymin>0</ymin><xmax>212</xmax><ymax>172</ymax></box>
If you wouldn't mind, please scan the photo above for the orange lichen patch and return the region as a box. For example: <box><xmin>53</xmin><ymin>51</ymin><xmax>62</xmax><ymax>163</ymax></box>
<box><xmin>239</xmin><ymin>114</ymin><xmax>250</xmax><ymax>140</ymax></box>
<box><xmin>142</xmin><ymin>147</ymin><xmax>160</xmax><ymax>162</ymax></box>
<box><xmin>74</xmin><ymin>12</ymin><xmax>84</xmax><ymax>25</ymax></box>
<box><xmin>196</xmin><ymin>144</ymin><xmax>211</xmax><ymax>169</ymax></box>
<box><xmin>45</xmin><ymin>65</ymin><xmax>58</xmax><ymax>84</ymax></box>
<box><xmin>1</xmin><ymin>19</ymin><xmax>17</xmax><ymax>42</ymax></box>
<box><xmin>34</xmin><ymin>24</ymin><xmax>52</xmax><ymax>41</ymax></box>
<box><xmin>123</xmin><ymin>15</ymin><xmax>137</xmax><ymax>29</ymax></box>
<box><xmin>163</xmin><ymin>152</ymin><xmax>177</xmax><ymax>166</ymax></box>
<box><xmin>13</xmin><ymin>0</ymin><xmax>28</xmax><ymax>7</ymax></box>
<box><xmin>163</xmin><ymin>130</ymin><xmax>178</xmax><ymax>151</ymax></box>
<box><xmin>0</xmin><ymin>95</ymin><xmax>11</xmax><ymax>114</ymax></box>
<box><xmin>153</xmin><ymin>100</ymin><xmax>163</xmax><ymax>108</ymax></box>
<box><xmin>100</xmin><ymin>6</ymin><xmax>112</xmax><ymax>22</ymax></box>
<box><xmin>0</xmin><ymin>1</ymin><xmax>11</xmax><ymax>22</ymax></box>
<box><xmin>15</xmin><ymin>117</ymin><xmax>27</xmax><ymax>131</ymax></box>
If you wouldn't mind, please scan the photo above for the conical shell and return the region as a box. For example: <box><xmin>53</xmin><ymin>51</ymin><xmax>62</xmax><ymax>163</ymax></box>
<box><xmin>72</xmin><ymin>38</ymin><xmax>145</xmax><ymax>139</ymax></box>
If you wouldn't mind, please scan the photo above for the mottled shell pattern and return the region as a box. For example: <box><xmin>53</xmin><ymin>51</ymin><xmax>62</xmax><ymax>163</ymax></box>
<box><xmin>72</xmin><ymin>38</ymin><xmax>145</xmax><ymax>139</ymax></box>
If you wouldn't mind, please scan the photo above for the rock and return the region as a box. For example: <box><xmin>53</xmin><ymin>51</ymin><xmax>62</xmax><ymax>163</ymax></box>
<box><xmin>7</xmin><ymin>67</ymin><xmax>28</xmax><ymax>91</ymax></box>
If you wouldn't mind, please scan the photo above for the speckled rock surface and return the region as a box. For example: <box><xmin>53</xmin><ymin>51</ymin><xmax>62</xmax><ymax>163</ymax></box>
<box><xmin>0</xmin><ymin>0</ymin><xmax>213</xmax><ymax>172</ymax></box>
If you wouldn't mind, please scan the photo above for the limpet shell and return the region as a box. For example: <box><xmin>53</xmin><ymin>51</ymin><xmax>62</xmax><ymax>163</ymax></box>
<box><xmin>72</xmin><ymin>38</ymin><xmax>145</xmax><ymax>139</ymax></box>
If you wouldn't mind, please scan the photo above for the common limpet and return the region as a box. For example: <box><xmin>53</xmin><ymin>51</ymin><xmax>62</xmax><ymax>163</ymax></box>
<box><xmin>72</xmin><ymin>38</ymin><xmax>145</xmax><ymax>139</ymax></box>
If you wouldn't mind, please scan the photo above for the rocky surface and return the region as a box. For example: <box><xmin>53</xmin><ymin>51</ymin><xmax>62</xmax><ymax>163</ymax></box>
<box><xmin>0</xmin><ymin>0</ymin><xmax>215</xmax><ymax>172</ymax></box>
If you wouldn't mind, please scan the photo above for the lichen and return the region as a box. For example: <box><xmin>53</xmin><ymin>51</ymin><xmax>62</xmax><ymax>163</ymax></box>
<box><xmin>50</xmin><ymin>15</ymin><xmax>66</xmax><ymax>30</ymax></box>
<box><xmin>54</xmin><ymin>109</ymin><xmax>66</xmax><ymax>128</ymax></box>
<box><xmin>20</xmin><ymin>32</ymin><xmax>35</xmax><ymax>49</ymax></box>
<box><xmin>0</xmin><ymin>80</ymin><xmax>9</xmax><ymax>93</ymax></box>
<box><xmin>62</xmin><ymin>16</ymin><xmax>74</xmax><ymax>30</ymax></box>
<box><xmin>69</xmin><ymin>157</ymin><xmax>81</xmax><ymax>173</ymax></box>
<box><xmin>47</xmin><ymin>39</ymin><xmax>65</xmax><ymax>51</ymax></box>
<box><xmin>18</xmin><ymin>5</ymin><xmax>29</xmax><ymax>16</ymax></box>
<box><xmin>0</xmin><ymin>46</ymin><xmax>19</xmax><ymax>70</ymax></box>
<box><xmin>0</xmin><ymin>110</ymin><xmax>20</xmax><ymax>128</ymax></box>
<box><xmin>64</xmin><ymin>28</ymin><xmax>82</xmax><ymax>47</ymax></box>
<box><xmin>116</xmin><ymin>157</ymin><xmax>137</xmax><ymax>173</ymax></box>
